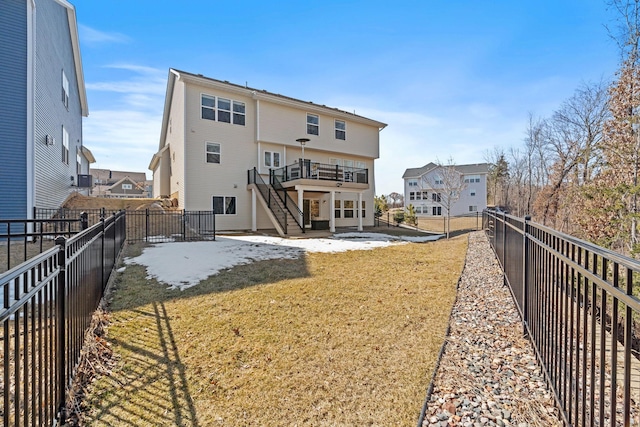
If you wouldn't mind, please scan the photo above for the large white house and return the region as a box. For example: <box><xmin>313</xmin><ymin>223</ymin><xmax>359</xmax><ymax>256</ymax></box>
<box><xmin>149</xmin><ymin>69</ymin><xmax>387</xmax><ymax>235</ymax></box>
<box><xmin>402</xmin><ymin>162</ymin><xmax>489</xmax><ymax>216</ymax></box>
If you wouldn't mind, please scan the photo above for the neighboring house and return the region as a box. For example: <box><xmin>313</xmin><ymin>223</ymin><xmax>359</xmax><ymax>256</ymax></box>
<box><xmin>402</xmin><ymin>162</ymin><xmax>489</xmax><ymax>217</ymax></box>
<box><xmin>90</xmin><ymin>168</ymin><xmax>151</xmax><ymax>198</ymax></box>
<box><xmin>0</xmin><ymin>0</ymin><xmax>94</xmax><ymax>220</ymax></box>
<box><xmin>149</xmin><ymin>69</ymin><xmax>387</xmax><ymax>235</ymax></box>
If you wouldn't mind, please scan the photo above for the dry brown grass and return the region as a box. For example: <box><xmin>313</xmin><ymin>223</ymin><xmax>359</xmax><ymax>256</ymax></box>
<box><xmin>82</xmin><ymin>236</ymin><xmax>467</xmax><ymax>426</ymax></box>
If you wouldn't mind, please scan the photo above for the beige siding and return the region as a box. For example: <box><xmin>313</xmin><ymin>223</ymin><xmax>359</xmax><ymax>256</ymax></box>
<box><xmin>258</xmin><ymin>101</ymin><xmax>379</xmax><ymax>159</ymax></box>
<box><xmin>166</xmin><ymin>80</ymin><xmax>186</xmax><ymax>206</ymax></box>
<box><xmin>182</xmin><ymin>81</ymin><xmax>257</xmax><ymax>230</ymax></box>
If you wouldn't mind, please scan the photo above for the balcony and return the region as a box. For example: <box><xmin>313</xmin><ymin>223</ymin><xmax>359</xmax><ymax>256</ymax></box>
<box><xmin>271</xmin><ymin>160</ymin><xmax>369</xmax><ymax>189</ymax></box>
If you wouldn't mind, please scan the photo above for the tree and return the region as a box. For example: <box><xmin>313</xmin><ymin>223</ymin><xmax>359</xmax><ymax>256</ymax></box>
<box><xmin>424</xmin><ymin>158</ymin><xmax>467</xmax><ymax>239</ymax></box>
<box><xmin>486</xmin><ymin>147</ymin><xmax>509</xmax><ymax>207</ymax></box>
<box><xmin>579</xmin><ymin>0</ymin><xmax>640</xmax><ymax>254</ymax></box>
<box><xmin>374</xmin><ymin>195</ymin><xmax>388</xmax><ymax>214</ymax></box>
<box><xmin>405</xmin><ymin>204</ymin><xmax>417</xmax><ymax>227</ymax></box>
<box><xmin>388</xmin><ymin>192</ymin><xmax>404</xmax><ymax>209</ymax></box>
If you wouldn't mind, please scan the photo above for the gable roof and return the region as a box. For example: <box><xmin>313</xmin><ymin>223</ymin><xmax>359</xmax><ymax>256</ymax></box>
<box><xmin>402</xmin><ymin>162</ymin><xmax>490</xmax><ymax>179</ymax></box>
<box><xmin>54</xmin><ymin>0</ymin><xmax>88</xmax><ymax>116</ymax></box>
<box><xmin>108</xmin><ymin>176</ymin><xmax>144</xmax><ymax>191</ymax></box>
<box><xmin>155</xmin><ymin>68</ymin><xmax>388</xmax><ymax>153</ymax></box>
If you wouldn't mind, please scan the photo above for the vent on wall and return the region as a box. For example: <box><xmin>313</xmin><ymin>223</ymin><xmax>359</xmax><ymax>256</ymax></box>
<box><xmin>77</xmin><ymin>174</ymin><xmax>93</xmax><ymax>188</ymax></box>
<box><xmin>45</xmin><ymin>135</ymin><xmax>55</xmax><ymax>146</ymax></box>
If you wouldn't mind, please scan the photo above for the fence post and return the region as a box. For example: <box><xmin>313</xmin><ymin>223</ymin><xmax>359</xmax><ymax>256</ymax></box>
<box><xmin>55</xmin><ymin>236</ymin><xmax>67</xmax><ymax>424</ymax></box>
<box><xmin>101</xmin><ymin>217</ymin><xmax>105</xmax><ymax>290</ymax></box>
<box><xmin>80</xmin><ymin>212</ymin><xmax>88</xmax><ymax>230</ymax></box>
<box><xmin>182</xmin><ymin>209</ymin><xmax>186</xmax><ymax>241</ymax></box>
<box><xmin>523</xmin><ymin>215</ymin><xmax>531</xmax><ymax>337</ymax></box>
<box><xmin>145</xmin><ymin>209</ymin><xmax>149</xmax><ymax>242</ymax></box>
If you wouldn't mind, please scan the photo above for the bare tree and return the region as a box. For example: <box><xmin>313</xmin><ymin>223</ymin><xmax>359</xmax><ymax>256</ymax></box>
<box><xmin>423</xmin><ymin>158</ymin><xmax>467</xmax><ymax>239</ymax></box>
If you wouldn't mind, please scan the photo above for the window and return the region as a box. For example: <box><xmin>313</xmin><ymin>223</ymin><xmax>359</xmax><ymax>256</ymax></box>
<box><xmin>233</xmin><ymin>101</ymin><xmax>245</xmax><ymax>125</ymax></box>
<box><xmin>422</xmin><ymin>190</ymin><xmax>429</xmax><ymax>199</ymax></box>
<box><xmin>434</xmin><ymin>177</ymin><xmax>444</xmax><ymax>185</ymax></box>
<box><xmin>464</xmin><ymin>175</ymin><xmax>481</xmax><ymax>183</ymax></box>
<box><xmin>469</xmin><ymin>205</ymin><xmax>478</xmax><ymax>212</ymax></box>
<box><xmin>201</xmin><ymin>95</ymin><xmax>245</xmax><ymax>126</ymax></box>
<box><xmin>206</xmin><ymin>142</ymin><xmax>221</xmax><ymax>164</ymax></box>
<box><xmin>361</xmin><ymin>201</ymin><xmax>366</xmax><ymax>218</ymax></box>
<box><xmin>334</xmin><ymin>200</ymin><xmax>341</xmax><ymax>219</ymax></box>
<box><xmin>217</xmin><ymin>98</ymin><xmax>231</xmax><ymax>123</ymax></box>
<box><xmin>415</xmin><ymin>206</ymin><xmax>422</xmax><ymax>214</ymax></box>
<box><xmin>62</xmin><ymin>70</ymin><xmax>69</xmax><ymax>108</ymax></box>
<box><xmin>62</xmin><ymin>126</ymin><xmax>69</xmax><ymax>164</ymax></box>
<box><xmin>122</xmin><ymin>183</ymin><xmax>133</xmax><ymax>190</ymax></box>
<box><xmin>201</xmin><ymin>94</ymin><xmax>215</xmax><ymax>120</ymax></box>
<box><xmin>335</xmin><ymin>120</ymin><xmax>346</xmax><ymax>140</ymax></box>
<box><xmin>409</xmin><ymin>192</ymin><xmax>415</xmax><ymax>201</ymax></box>
<box><xmin>344</xmin><ymin>200</ymin><xmax>354</xmax><ymax>218</ymax></box>
<box><xmin>408</xmin><ymin>179</ymin><xmax>418</xmax><ymax>187</ymax></box>
<box><xmin>264</xmin><ymin>151</ymin><xmax>281</xmax><ymax>168</ymax></box>
<box><xmin>307</xmin><ymin>114</ymin><xmax>319</xmax><ymax>135</ymax></box>
<box><xmin>432</xmin><ymin>193</ymin><xmax>441</xmax><ymax>202</ymax></box>
<box><xmin>432</xmin><ymin>206</ymin><xmax>442</xmax><ymax>216</ymax></box>
<box><xmin>76</xmin><ymin>150</ymin><xmax>82</xmax><ymax>174</ymax></box>
<box><xmin>470</xmin><ymin>189</ymin><xmax>476</xmax><ymax>196</ymax></box>
<box><xmin>213</xmin><ymin>196</ymin><xmax>236</xmax><ymax>215</ymax></box>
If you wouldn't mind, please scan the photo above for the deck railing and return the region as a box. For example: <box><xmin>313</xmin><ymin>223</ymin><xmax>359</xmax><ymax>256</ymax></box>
<box><xmin>0</xmin><ymin>210</ymin><xmax>126</xmax><ymax>426</ymax></box>
<box><xmin>484</xmin><ymin>209</ymin><xmax>640</xmax><ymax>426</ymax></box>
<box><xmin>273</xmin><ymin>160</ymin><xmax>368</xmax><ymax>184</ymax></box>
<box><xmin>248</xmin><ymin>168</ymin><xmax>288</xmax><ymax>234</ymax></box>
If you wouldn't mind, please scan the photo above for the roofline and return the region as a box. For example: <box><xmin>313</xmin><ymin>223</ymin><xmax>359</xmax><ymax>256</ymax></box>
<box><xmin>81</xmin><ymin>146</ymin><xmax>95</xmax><ymax>163</ymax></box>
<box><xmin>55</xmin><ymin>0</ymin><xmax>88</xmax><ymax>117</ymax></box>
<box><xmin>171</xmin><ymin>68</ymin><xmax>388</xmax><ymax>130</ymax></box>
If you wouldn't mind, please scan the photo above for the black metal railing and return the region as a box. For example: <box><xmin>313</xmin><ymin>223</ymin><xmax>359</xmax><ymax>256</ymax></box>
<box><xmin>484</xmin><ymin>209</ymin><xmax>640</xmax><ymax>426</ymax></box>
<box><xmin>0</xmin><ymin>218</ymin><xmax>84</xmax><ymax>273</ymax></box>
<box><xmin>0</xmin><ymin>210</ymin><xmax>126</xmax><ymax>426</ymax></box>
<box><xmin>273</xmin><ymin>160</ymin><xmax>368</xmax><ymax>184</ymax></box>
<box><xmin>248</xmin><ymin>168</ymin><xmax>288</xmax><ymax>234</ymax></box>
<box><xmin>35</xmin><ymin>208</ymin><xmax>215</xmax><ymax>243</ymax></box>
<box><xmin>271</xmin><ymin>172</ymin><xmax>305</xmax><ymax>232</ymax></box>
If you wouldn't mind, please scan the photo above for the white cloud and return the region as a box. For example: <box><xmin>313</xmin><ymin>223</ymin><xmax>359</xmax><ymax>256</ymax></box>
<box><xmin>78</xmin><ymin>24</ymin><xmax>130</xmax><ymax>45</ymax></box>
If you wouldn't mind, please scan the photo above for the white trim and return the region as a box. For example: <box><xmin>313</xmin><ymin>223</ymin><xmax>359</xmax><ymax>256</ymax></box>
<box><xmin>26</xmin><ymin>0</ymin><xmax>36</xmax><ymax>219</ymax></box>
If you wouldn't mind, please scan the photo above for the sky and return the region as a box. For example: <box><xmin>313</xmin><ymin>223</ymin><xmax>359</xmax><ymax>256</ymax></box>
<box><xmin>72</xmin><ymin>0</ymin><xmax>622</xmax><ymax>196</ymax></box>
<box><xmin>123</xmin><ymin>232</ymin><xmax>442</xmax><ymax>290</ymax></box>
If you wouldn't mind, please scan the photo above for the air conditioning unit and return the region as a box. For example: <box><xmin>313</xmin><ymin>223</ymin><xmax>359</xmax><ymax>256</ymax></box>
<box><xmin>77</xmin><ymin>174</ymin><xmax>93</xmax><ymax>188</ymax></box>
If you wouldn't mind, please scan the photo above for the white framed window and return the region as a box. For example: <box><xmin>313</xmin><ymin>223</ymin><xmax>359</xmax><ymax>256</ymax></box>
<box><xmin>62</xmin><ymin>70</ymin><xmax>69</xmax><ymax>109</ymax></box>
<box><xmin>432</xmin><ymin>206</ymin><xmax>442</xmax><ymax>216</ymax></box>
<box><xmin>422</xmin><ymin>190</ymin><xmax>429</xmax><ymax>199</ymax></box>
<box><xmin>62</xmin><ymin>126</ymin><xmax>69</xmax><ymax>164</ymax></box>
<box><xmin>334</xmin><ymin>199</ymin><xmax>341</xmax><ymax>218</ymax></box>
<box><xmin>344</xmin><ymin>200</ymin><xmax>354</xmax><ymax>218</ymax></box>
<box><xmin>464</xmin><ymin>175</ymin><xmax>481</xmax><ymax>183</ymax></box>
<box><xmin>233</xmin><ymin>101</ymin><xmax>245</xmax><ymax>125</ymax></box>
<box><xmin>408</xmin><ymin>179</ymin><xmax>418</xmax><ymax>187</ymax></box>
<box><xmin>122</xmin><ymin>183</ymin><xmax>133</xmax><ymax>190</ymax></box>
<box><xmin>264</xmin><ymin>151</ymin><xmax>281</xmax><ymax>168</ymax></box>
<box><xmin>335</xmin><ymin>120</ymin><xmax>345</xmax><ymax>140</ymax></box>
<box><xmin>469</xmin><ymin>205</ymin><xmax>478</xmax><ymax>212</ymax></box>
<box><xmin>432</xmin><ymin>193</ymin><xmax>441</xmax><ymax>202</ymax></box>
<box><xmin>307</xmin><ymin>113</ymin><xmax>319</xmax><ymax>135</ymax></box>
<box><xmin>76</xmin><ymin>150</ymin><xmax>82</xmax><ymax>174</ymax></box>
<box><xmin>409</xmin><ymin>192</ymin><xmax>416</xmax><ymax>201</ymax></box>
<box><xmin>361</xmin><ymin>201</ymin><xmax>366</xmax><ymax>218</ymax></box>
<box><xmin>434</xmin><ymin>176</ymin><xmax>444</xmax><ymax>185</ymax></box>
<box><xmin>206</xmin><ymin>142</ymin><xmax>221</xmax><ymax>164</ymax></box>
<box><xmin>213</xmin><ymin>196</ymin><xmax>236</xmax><ymax>215</ymax></box>
<box><xmin>217</xmin><ymin>97</ymin><xmax>231</xmax><ymax>123</ymax></box>
<box><xmin>201</xmin><ymin>94</ymin><xmax>215</xmax><ymax>120</ymax></box>
<box><xmin>330</xmin><ymin>158</ymin><xmax>343</xmax><ymax>166</ymax></box>
<box><xmin>470</xmin><ymin>189</ymin><xmax>476</xmax><ymax>196</ymax></box>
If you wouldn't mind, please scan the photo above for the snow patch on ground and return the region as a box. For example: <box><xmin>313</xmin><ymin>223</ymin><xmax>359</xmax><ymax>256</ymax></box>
<box><xmin>124</xmin><ymin>232</ymin><xmax>444</xmax><ymax>290</ymax></box>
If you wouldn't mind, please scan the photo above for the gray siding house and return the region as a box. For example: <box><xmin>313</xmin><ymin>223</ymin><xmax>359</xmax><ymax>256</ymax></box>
<box><xmin>402</xmin><ymin>162</ymin><xmax>489</xmax><ymax>217</ymax></box>
<box><xmin>0</xmin><ymin>0</ymin><xmax>92</xmax><ymax>220</ymax></box>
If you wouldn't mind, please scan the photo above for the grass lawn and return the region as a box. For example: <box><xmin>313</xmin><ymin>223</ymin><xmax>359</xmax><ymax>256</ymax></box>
<box><xmin>82</xmin><ymin>235</ymin><xmax>467</xmax><ymax>426</ymax></box>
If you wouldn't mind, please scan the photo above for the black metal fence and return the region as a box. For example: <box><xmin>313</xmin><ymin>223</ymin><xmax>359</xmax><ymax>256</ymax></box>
<box><xmin>35</xmin><ymin>208</ymin><xmax>216</xmax><ymax>243</ymax></box>
<box><xmin>484</xmin><ymin>209</ymin><xmax>640</xmax><ymax>426</ymax></box>
<box><xmin>0</xmin><ymin>218</ymin><xmax>83</xmax><ymax>273</ymax></box>
<box><xmin>0</xmin><ymin>210</ymin><xmax>126</xmax><ymax>426</ymax></box>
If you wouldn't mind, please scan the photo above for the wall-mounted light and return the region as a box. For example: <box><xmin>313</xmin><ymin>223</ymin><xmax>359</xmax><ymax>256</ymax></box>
<box><xmin>336</xmin><ymin>182</ymin><xmax>342</xmax><ymax>187</ymax></box>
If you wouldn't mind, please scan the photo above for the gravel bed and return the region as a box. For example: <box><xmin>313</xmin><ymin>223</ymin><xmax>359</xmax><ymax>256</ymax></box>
<box><xmin>422</xmin><ymin>231</ymin><xmax>562</xmax><ymax>427</ymax></box>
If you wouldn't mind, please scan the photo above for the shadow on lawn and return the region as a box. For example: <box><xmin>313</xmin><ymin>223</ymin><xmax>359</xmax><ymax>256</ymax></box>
<box><xmin>85</xmin><ymin>244</ymin><xmax>309</xmax><ymax>426</ymax></box>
